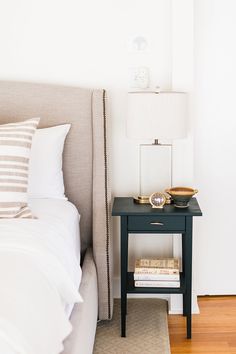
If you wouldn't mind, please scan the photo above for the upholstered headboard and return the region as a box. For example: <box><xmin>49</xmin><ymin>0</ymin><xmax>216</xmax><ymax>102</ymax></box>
<box><xmin>0</xmin><ymin>81</ymin><xmax>113</xmax><ymax>320</ymax></box>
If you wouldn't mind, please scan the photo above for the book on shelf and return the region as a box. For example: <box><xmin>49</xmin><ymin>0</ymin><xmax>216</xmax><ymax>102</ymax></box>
<box><xmin>134</xmin><ymin>268</ymin><xmax>179</xmax><ymax>275</ymax></box>
<box><xmin>133</xmin><ymin>272</ymin><xmax>180</xmax><ymax>281</ymax></box>
<box><xmin>134</xmin><ymin>280</ymin><xmax>180</xmax><ymax>288</ymax></box>
<box><xmin>135</xmin><ymin>258</ymin><xmax>179</xmax><ymax>269</ymax></box>
<box><xmin>134</xmin><ymin>258</ymin><xmax>180</xmax><ymax>275</ymax></box>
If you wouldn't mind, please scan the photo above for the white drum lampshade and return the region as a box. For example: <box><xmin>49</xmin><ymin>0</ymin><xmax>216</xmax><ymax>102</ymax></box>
<box><xmin>127</xmin><ymin>91</ymin><xmax>187</xmax><ymax>140</ymax></box>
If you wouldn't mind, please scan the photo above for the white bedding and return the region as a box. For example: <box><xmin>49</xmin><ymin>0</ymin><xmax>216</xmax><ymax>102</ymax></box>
<box><xmin>0</xmin><ymin>199</ymin><xmax>82</xmax><ymax>354</ymax></box>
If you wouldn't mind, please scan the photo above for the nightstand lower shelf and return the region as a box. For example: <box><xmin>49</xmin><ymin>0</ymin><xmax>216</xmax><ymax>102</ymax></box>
<box><xmin>127</xmin><ymin>272</ymin><xmax>186</xmax><ymax>294</ymax></box>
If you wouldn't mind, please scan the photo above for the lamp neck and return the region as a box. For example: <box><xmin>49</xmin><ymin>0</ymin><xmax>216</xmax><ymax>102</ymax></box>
<box><xmin>153</xmin><ymin>139</ymin><xmax>160</xmax><ymax>145</ymax></box>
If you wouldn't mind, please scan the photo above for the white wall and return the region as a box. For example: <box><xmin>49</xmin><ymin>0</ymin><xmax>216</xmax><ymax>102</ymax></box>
<box><xmin>0</xmin><ymin>0</ymin><xmax>172</xmax><ymax>89</ymax></box>
<box><xmin>0</xmin><ymin>0</ymin><xmax>195</xmax><ymax>302</ymax></box>
<box><xmin>194</xmin><ymin>0</ymin><xmax>236</xmax><ymax>294</ymax></box>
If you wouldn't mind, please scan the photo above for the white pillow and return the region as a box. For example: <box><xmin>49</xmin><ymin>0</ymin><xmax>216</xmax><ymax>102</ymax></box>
<box><xmin>28</xmin><ymin>124</ymin><xmax>71</xmax><ymax>199</ymax></box>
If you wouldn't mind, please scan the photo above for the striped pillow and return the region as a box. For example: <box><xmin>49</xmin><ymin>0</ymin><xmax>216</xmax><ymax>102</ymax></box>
<box><xmin>0</xmin><ymin>118</ymin><xmax>40</xmax><ymax>218</ymax></box>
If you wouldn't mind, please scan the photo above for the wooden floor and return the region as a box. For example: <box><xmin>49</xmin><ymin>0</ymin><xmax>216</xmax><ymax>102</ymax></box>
<box><xmin>168</xmin><ymin>296</ymin><xmax>236</xmax><ymax>354</ymax></box>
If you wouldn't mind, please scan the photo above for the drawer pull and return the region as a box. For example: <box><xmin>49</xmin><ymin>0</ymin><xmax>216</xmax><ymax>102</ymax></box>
<box><xmin>150</xmin><ymin>222</ymin><xmax>164</xmax><ymax>226</ymax></box>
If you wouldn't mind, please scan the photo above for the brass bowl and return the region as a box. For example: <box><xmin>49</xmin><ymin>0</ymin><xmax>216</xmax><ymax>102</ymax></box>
<box><xmin>165</xmin><ymin>187</ymin><xmax>198</xmax><ymax>208</ymax></box>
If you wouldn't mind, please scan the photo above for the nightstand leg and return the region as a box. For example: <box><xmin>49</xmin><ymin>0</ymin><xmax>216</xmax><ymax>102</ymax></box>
<box><xmin>182</xmin><ymin>234</ymin><xmax>187</xmax><ymax>316</ymax></box>
<box><xmin>120</xmin><ymin>216</ymin><xmax>128</xmax><ymax>337</ymax></box>
<box><xmin>184</xmin><ymin>217</ymin><xmax>193</xmax><ymax>339</ymax></box>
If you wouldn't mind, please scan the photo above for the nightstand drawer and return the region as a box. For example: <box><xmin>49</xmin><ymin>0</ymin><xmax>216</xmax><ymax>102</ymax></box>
<box><xmin>128</xmin><ymin>215</ymin><xmax>185</xmax><ymax>231</ymax></box>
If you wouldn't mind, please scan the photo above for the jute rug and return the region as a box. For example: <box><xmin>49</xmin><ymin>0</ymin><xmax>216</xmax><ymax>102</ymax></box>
<box><xmin>93</xmin><ymin>299</ymin><xmax>171</xmax><ymax>354</ymax></box>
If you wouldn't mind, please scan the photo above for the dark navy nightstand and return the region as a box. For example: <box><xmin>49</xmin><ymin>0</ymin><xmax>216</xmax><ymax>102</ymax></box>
<box><xmin>112</xmin><ymin>197</ymin><xmax>202</xmax><ymax>339</ymax></box>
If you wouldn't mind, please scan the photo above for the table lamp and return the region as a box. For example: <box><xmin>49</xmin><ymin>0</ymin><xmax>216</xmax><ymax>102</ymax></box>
<box><xmin>127</xmin><ymin>90</ymin><xmax>187</xmax><ymax>201</ymax></box>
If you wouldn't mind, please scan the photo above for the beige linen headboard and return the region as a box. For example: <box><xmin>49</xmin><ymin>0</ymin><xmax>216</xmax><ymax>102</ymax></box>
<box><xmin>0</xmin><ymin>81</ymin><xmax>113</xmax><ymax>320</ymax></box>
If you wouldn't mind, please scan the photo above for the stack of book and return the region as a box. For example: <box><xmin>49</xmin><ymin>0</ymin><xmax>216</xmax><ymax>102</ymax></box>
<box><xmin>134</xmin><ymin>258</ymin><xmax>180</xmax><ymax>288</ymax></box>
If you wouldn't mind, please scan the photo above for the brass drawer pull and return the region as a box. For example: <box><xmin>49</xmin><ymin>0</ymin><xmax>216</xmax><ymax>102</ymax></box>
<box><xmin>150</xmin><ymin>222</ymin><xmax>164</xmax><ymax>226</ymax></box>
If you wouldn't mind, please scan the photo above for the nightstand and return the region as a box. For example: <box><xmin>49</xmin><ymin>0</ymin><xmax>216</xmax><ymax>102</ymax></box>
<box><xmin>112</xmin><ymin>197</ymin><xmax>202</xmax><ymax>339</ymax></box>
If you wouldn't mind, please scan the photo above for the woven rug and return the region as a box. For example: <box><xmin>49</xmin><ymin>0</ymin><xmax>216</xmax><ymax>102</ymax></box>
<box><xmin>93</xmin><ymin>298</ymin><xmax>171</xmax><ymax>354</ymax></box>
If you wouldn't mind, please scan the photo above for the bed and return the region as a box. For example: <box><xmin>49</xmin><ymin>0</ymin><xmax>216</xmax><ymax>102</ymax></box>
<box><xmin>0</xmin><ymin>81</ymin><xmax>113</xmax><ymax>354</ymax></box>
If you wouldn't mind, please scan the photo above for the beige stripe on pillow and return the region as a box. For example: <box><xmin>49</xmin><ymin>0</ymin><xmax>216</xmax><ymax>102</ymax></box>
<box><xmin>0</xmin><ymin>118</ymin><xmax>40</xmax><ymax>218</ymax></box>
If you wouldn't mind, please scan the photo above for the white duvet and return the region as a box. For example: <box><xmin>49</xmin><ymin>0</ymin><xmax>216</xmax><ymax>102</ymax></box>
<box><xmin>0</xmin><ymin>199</ymin><xmax>82</xmax><ymax>354</ymax></box>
